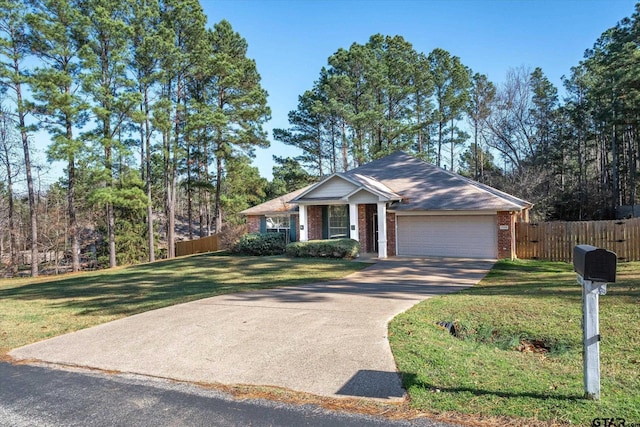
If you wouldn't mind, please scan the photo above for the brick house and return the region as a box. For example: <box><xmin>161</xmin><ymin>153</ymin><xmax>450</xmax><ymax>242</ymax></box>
<box><xmin>241</xmin><ymin>151</ymin><xmax>532</xmax><ymax>259</ymax></box>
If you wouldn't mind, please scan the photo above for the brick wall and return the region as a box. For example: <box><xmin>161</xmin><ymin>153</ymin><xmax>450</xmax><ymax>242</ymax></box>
<box><xmin>357</xmin><ymin>204</ymin><xmax>368</xmax><ymax>251</ymax></box>
<box><xmin>386</xmin><ymin>211</ymin><xmax>396</xmax><ymax>256</ymax></box>
<box><xmin>497</xmin><ymin>211</ymin><xmax>515</xmax><ymax>259</ymax></box>
<box><xmin>247</xmin><ymin>216</ymin><xmax>261</xmax><ymax>233</ymax></box>
<box><xmin>307</xmin><ymin>205</ymin><xmax>323</xmax><ymax>240</ymax></box>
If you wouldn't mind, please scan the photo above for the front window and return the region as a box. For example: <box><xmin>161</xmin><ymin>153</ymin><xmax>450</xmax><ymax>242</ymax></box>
<box><xmin>266</xmin><ymin>216</ymin><xmax>290</xmax><ymax>230</ymax></box>
<box><xmin>266</xmin><ymin>215</ymin><xmax>291</xmax><ymax>243</ymax></box>
<box><xmin>328</xmin><ymin>205</ymin><xmax>349</xmax><ymax>238</ymax></box>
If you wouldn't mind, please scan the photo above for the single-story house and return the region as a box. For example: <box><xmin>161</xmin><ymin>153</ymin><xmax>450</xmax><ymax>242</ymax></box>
<box><xmin>241</xmin><ymin>151</ymin><xmax>532</xmax><ymax>259</ymax></box>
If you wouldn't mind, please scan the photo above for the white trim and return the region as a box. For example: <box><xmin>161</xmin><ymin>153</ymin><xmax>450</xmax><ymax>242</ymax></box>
<box><xmin>392</xmin><ymin>210</ymin><xmax>498</xmax><ymax>216</ymax></box>
<box><xmin>327</xmin><ymin>205</ymin><xmax>349</xmax><ymax>239</ymax></box>
<box><xmin>342</xmin><ymin>187</ymin><xmax>388</xmax><ymax>202</ymax></box>
<box><xmin>259</xmin><ymin>211</ymin><xmax>299</xmax><ymax>216</ymax></box>
<box><xmin>292</xmin><ymin>172</ymin><xmax>401</xmax><ymax>203</ymax></box>
<box><xmin>299</xmin><ymin>205</ymin><xmax>308</xmax><ymax>242</ymax></box>
<box><xmin>377</xmin><ymin>202</ymin><xmax>387</xmax><ymax>259</ymax></box>
<box><xmin>349</xmin><ymin>203</ymin><xmax>359</xmax><ymax>240</ymax></box>
<box><xmin>395</xmin><ymin>212</ymin><xmax>398</xmax><ymax>256</ymax></box>
<box><xmin>296</xmin><ymin>199</ymin><xmax>349</xmax><ymax>205</ymax></box>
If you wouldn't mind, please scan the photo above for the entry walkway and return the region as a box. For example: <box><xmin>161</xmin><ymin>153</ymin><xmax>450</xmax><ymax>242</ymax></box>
<box><xmin>10</xmin><ymin>258</ymin><xmax>494</xmax><ymax>401</ymax></box>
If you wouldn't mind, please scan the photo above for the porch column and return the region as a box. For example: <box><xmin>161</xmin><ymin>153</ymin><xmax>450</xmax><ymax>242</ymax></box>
<box><xmin>349</xmin><ymin>203</ymin><xmax>359</xmax><ymax>241</ymax></box>
<box><xmin>377</xmin><ymin>202</ymin><xmax>387</xmax><ymax>259</ymax></box>
<box><xmin>299</xmin><ymin>204</ymin><xmax>308</xmax><ymax>242</ymax></box>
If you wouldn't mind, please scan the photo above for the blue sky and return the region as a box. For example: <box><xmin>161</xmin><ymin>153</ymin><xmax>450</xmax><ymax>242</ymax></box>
<box><xmin>202</xmin><ymin>0</ymin><xmax>636</xmax><ymax>178</ymax></box>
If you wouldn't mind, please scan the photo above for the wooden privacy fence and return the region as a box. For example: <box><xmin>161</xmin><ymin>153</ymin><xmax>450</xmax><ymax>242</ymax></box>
<box><xmin>175</xmin><ymin>234</ymin><xmax>220</xmax><ymax>257</ymax></box>
<box><xmin>516</xmin><ymin>217</ymin><xmax>640</xmax><ymax>262</ymax></box>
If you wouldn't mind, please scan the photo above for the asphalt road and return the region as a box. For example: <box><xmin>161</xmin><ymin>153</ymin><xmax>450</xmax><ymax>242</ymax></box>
<box><xmin>0</xmin><ymin>362</ymin><xmax>457</xmax><ymax>427</ymax></box>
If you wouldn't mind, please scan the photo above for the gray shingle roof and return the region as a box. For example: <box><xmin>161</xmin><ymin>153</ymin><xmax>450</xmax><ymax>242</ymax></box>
<box><xmin>239</xmin><ymin>184</ymin><xmax>312</xmax><ymax>215</ymax></box>
<box><xmin>241</xmin><ymin>152</ymin><xmax>531</xmax><ymax>215</ymax></box>
<box><xmin>343</xmin><ymin>151</ymin><xmax>532</xmax><ymax>211</ymax></box>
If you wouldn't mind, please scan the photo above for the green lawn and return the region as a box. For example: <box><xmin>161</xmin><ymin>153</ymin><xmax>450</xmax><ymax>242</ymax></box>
<box><xmin>0</xmin><ymin>253</ymin><xmax>366</xmax><ymax>355</ymax></box>
<box><xmin>389</xmin><ymin>259</ymin><xmax>640</xmax><ymax>425</ymax></box>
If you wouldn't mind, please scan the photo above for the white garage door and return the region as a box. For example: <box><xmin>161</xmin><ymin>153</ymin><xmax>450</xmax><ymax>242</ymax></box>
<box><xmin>397</xmin><ymin>215</ymin><xmax>497</xmax><ymax>258</ymax></box>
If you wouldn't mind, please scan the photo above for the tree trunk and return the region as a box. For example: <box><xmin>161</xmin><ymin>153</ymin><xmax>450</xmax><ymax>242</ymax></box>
<box><xmin>68</xmin><ymin>156</ymin><xmax>80</xmax><ymax>272</ymax></box>
<box><xmin>66</xmin><ymin>110</ymin><xmax>80</xmax><ymax>272</ymax></box>
<box><xmin>144</xmin><ymin>87</ymin><xmax>155</xmax><ymax>262</ymax></box>
<box><xmin>186</xmin><ymin>137</ymin><xmax>193</xmax><ymax>240</ymax></box>
<box><xmin>105</xmin><ymin>137</ymin><xmax>116</xmax><ymax>268</ymax></box>
<box><xmin>1</xmin><ymin>129</ymin><xmax>18</xmax><ymax>276</ymax></box>
<box><xmin>214</xmin><ymin>154</ymin><xmax>223</xmax><ymax>233</ymax></box>
<box><xmin>450</xmin><ymin>117</ymin><xmax>455</xmax><ymax>171</ymax></box>
<box><xmin>165</xmin><ymin>128</ymin><xmax>175</xmax><ymax>259</ymax></box>
<box><xmin>437</xmin><ymin>120</ymin><xmax>443</xmax><ymax>168</ymax></box>
<box><xmin>15</xmin><ymin>72</ymin><xmax>39</xmax><ymax>277</ymax></box>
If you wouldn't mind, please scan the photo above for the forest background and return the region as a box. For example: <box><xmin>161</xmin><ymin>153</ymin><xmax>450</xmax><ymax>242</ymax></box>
<box><xmin>1</xmin><ymin>0</ymin><xmax>639</xmax><ymax>277</ymax></box>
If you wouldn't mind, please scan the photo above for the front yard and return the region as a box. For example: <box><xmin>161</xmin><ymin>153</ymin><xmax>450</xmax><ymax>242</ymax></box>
<box><xmin>389</xmin><ymin>259</ymin><xmax>640</xmax><ymax>425</ymax></box>
<box><xmin>3</xmin><ymin>253</ymin><xmax>638</xmax><ymax>426</ymax></box>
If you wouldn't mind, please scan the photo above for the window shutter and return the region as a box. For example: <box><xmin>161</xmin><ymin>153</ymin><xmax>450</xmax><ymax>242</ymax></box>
<box><xmin>290</xmin><ymin>216</ymin><xmax>297</xmax><ymax>242</ymax></box>
<box><xmin>322</xmin><ymin>206</ymin><xmax>328</xmax><ymax>239</ymax></box>
<box><xmin>259</xmin><ymin>217</ymin><xmax>266</xmax><ymax>233</ymax></box>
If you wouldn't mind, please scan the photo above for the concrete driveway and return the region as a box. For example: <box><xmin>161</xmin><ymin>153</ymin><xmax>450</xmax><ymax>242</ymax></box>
<box><xmin>9</xmin><ymin>257</ymin><xmax>493</xmax><ymax>401</ymax></box>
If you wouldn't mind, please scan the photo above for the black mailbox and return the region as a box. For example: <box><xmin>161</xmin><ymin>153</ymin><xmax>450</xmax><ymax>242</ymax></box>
<box><xmin>573</xmin><ymin>245</ymin><xmax>617</xmax><ymax>283</ymax></box>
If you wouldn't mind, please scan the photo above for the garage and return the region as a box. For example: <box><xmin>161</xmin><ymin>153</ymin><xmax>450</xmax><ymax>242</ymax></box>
<box><xmin>396</xmin><ymin>215</ymin><xmax>498</xmax><ymax>258</ymax></box>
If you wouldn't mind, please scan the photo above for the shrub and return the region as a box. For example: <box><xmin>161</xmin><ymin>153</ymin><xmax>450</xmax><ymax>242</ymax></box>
<box><xmin>235</xmin><ymin>232</ymin><xmax>286</xmax><ymax>255</ymax></box>
<box><xmin>286</xmin><ymin>238</ymin><xmax>360</xmax><ymax>259</ymax></box>
<box><xmin>218</xmin><ymin>223</ymin><xmax>248</xmax><ymax>250</ymax></box>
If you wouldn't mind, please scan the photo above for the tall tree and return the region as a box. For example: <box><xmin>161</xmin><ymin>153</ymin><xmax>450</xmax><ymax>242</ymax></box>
<box><xmin>326</xmin><ymin>42</ymin><xmax>374</xmax><ymax>167</ymax></box>
<box><xmin>530</xmin><ymin>67</ymin><xmax>559</xmax><ymax>165</ymax></box>
<box><xmin>28</xmin><ymin>0</ymin><xmax>88</xmax><ymax>272</ymax></box>
<box><xmin>208</xmin><ymin>19</ymin><xmax>270</xmax><ymax>232</ymax></box>
<box><xmin>376</xmin><ymin>35</ymin><xmax>414</xmax><ymax>156</ymax></box>
<box><xmin>409</xmin><ymin>52</ymin><xmax>434</xmax><ymax>160</ymax></box>
<box><xmin>76</xmin><ymin>0</ymin><xmax>138</xmax><ymax>268</ymax></box>
<box><xmin>467</xmin><ymin>73</ymin><xmax>495</xmax><ymax>181</ymax></box>
<box><xmin>157</xmin><ymin>0</ymin><xmax>206</xmax><ymax>257</ymax></box>
<box><xmin>0</xmin><ymin>0</ymin><xmax>39</xmax><ymax>276</ymax></box>
<box><xmin>427</xmin><ymin>48</ymin><xmax>471</xmax><ymax>169</ymax></box>
<box><xmin>129</xmin><ymin>0</ymin><xmax>162</xmax><ymax>261</ymax></box>
<box><xmin>273</xmin><ymin>87</ymin><xmax>327</xmax><ymax>176</ymax></box>
<box><xmin>0</xmin><ymin>103</ymin><xmax>19</xmax><ymax>275</ymax></box>
<box><xmin>484</xmin><ymin>66</ymin><xmax>537</xmax><ymax>171</ymax></box>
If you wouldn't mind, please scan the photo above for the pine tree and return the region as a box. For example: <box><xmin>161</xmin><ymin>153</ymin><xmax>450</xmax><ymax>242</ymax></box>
<box><xmin>273</xmin><ymin>88</ymin><xmax>327</xmax><ymax>176</ymax></box>
<box><xmin>208</xmin><ymin>20</ymin><xmax>270</xmax><ymax>232</ymax></box>
<box><xmin>0</xmin><ymin>0</ymin><xmax>39</xmax><ymax>276</ymax></box>
<box><xmin>28</xmin><ymin>0</ymin><xmax>88</xmax><ymax>272</ymax></box>
<box><xmin>76</xmin><ymin>0</ymin><xmax>139</xmax><ymax>268</ymax></box>
<box><xmin>157</xmin><ymin>0</ymin><xmax>206</xmax><ymax>257</ymax></box>
<box><xmin>0</xmin><ymin>103</ymin><xmax>19</xmax><ymax>275</ymax></box>
<box><xmin>130</xmin><ymin>0</ymin><xmax>162</xmax><ymax>261</ymax></box>
<box><xmin>467</xmin><ymin>73</ymin><xmax>495</xmax><ymax>181</ymax></box>
<box><xmin>427</xmin><ymin>48</ymin><xmax>471</xmax><ymax>169</ymax></box>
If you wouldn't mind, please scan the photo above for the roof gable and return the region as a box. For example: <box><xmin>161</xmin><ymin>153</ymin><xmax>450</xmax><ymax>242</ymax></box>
<box><xmin>292</xmin><ymin>172</ymin><xmax>401</xmax><ymax>203</ymax></box>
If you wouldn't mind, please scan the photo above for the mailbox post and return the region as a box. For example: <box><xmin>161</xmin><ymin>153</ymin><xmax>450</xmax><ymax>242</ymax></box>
<box><xmin>573</xmin><ymin>245</ymin><xmax>617</xmax><ymax>401</ymax></box>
